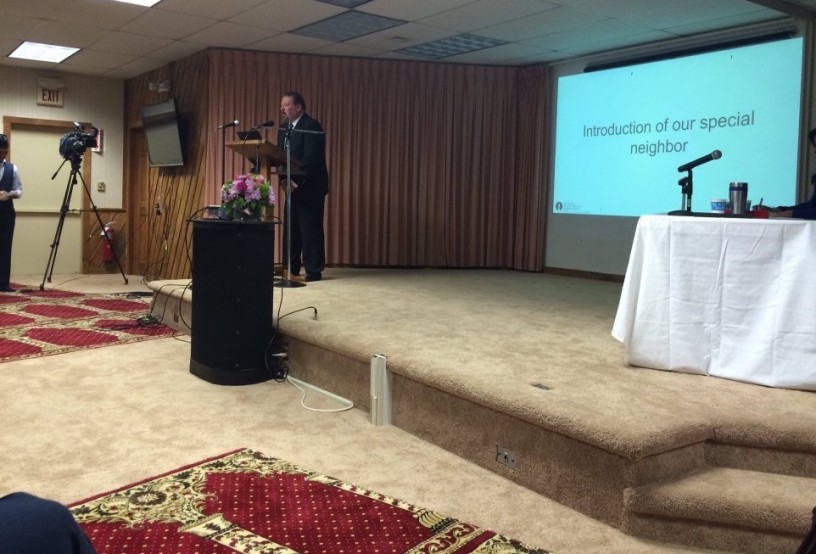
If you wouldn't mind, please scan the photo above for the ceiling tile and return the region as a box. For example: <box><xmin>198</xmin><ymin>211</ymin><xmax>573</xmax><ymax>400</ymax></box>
<box><xmin>345</xmin><ymin>22</ymin><xmax>454</xmax><ymax>50</ymax></box>
<box><xmin>418</xmin><ymin>0</ymin><xmax>560</xmax><ymax>33</ymax></box>
<box><xmin>558</xmin><ymin>29</ymin><xmax>677</xmax><ymax>56</ymax></box>
<box><xmin>228</xmin><ymin>0</ymin><xmax>346</xmax><ymax>31</ymax></box>
<box><xmin>0</xmin><ymin>0</ymin><xmax>64</xmax><ymax>18</ymax></box>
<box><xmin>244</xmin><ymin>33</ymin><xmax>333</xmax><ymax>53</ymax></box>
<box><xmin>0</xmin><ymin>0</ymin><xmax>809</xmax><ymax>79</ymax></box>
<box><xmin>184</xmin><ymin>21</ymin><xmax>278</xmax><ymax>48</ymax></box>
<box><xmin>110</xmin><ymin>56</ymin><xmax>168</xmax><ymax>76</ymax></box>
<box><xmin>119</xmin><ymin>9</ymin><xmax>219</xmax><ymax>40</ymax></box>
<box><xmin>359</xmin><ymin>0</ymin><xmax>478</xmax><ymax>21</ymax></box>
<box><xmin>620</xmin><ymin>0</ymin><xmax>772</xmax><ymax>29</ymax></box>
<box><xmin>477</xmin><ymin>6</ymin><xmax>607</xmax><ymax>41</ymax></box>
<box><xmin>145</xmin><ymin>40</ymin><xmax>206</xmax><ymax>61</ymax></box>
<box><xmin>444</xmin><ymin>42</ymin><xmax>554</xmax><ymax>64</ymax></box>
<box><xmin>308</xmin><ymin>41</ymin><xmax>383</xmax><ymax>58</ymax></box>
<box><xmin>569</xmin><ymin>0</ymin><xmax>697</xmax><ymax>19</ymax></box>
<box><xmin>28</xmin><ymin>20</ymin><xmax>111</xmax><ymax>48</ymax></box>
<box><xmin>88</xmin><ymin>31</ymin><xmax>173</xmax><ymax>57</ymax></box>
<box><xmin>63</xmin><ymin>49</ymin><xmax>138</xmax><ymax>70</ymax></box>
<box><xmin>665</xmin><ymin>9</ymin><xmax>787</xmax><ymax>36</ymax></box>
<box><xmin>48</xmin><ymin>0</ymin><xmax>145</xmax><ymax>29</ymax></box>
<box><xmin>155</xmin><ymin>0</ymin><xmax>270</xmax><ymax>20</ymax></box>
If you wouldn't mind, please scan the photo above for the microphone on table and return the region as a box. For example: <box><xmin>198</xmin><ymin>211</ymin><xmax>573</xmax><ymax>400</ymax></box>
<box><xmin>217</xmin><ymin>119</ymin><xmax>239</xmax><ymax>129</ymax></box>
<box><xmin>254</xmin><ymin>120</ymin><xmax>275</xmax><ymax>128</ymax></box>
<box><xmin>677</xmin><ymin>150</ymin><xmax>722</xmax><ymax>172</ymax></box>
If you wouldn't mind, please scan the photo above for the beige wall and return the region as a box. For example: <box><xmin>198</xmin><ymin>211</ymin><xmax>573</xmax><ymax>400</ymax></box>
<box><xmin>12</xmin><ymin>127</ymin><xmax>82</xmax><ymax>274</ymax></box>
<box><xmin>0</xmin><ymin>66</ymin><xmax>125</xmax><ymax>276</ymax></box>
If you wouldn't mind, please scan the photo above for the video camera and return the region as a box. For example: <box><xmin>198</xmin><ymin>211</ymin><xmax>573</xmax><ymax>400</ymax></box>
<box><xmin>59</xmin><ymin>122</ymin><xmax>99</xmax><ymax>160</ymax></box>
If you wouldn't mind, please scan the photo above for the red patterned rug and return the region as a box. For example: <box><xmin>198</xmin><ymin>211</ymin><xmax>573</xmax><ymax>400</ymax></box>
<box><xmin>70</xmin><ymin>448</ymin><xmax>548</xmax><ymax>554</ymax></box>
<box><xmin>0</xmin><ymin>287</ymin><xmax>174</xmax><ymax>362</ymax></box>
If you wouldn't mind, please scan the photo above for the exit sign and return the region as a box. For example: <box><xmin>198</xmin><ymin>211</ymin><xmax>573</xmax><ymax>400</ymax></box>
<box><xmin>37</xmin><ymin>86</ymin><xmax>63</xmax><ymax>107</ymax></box>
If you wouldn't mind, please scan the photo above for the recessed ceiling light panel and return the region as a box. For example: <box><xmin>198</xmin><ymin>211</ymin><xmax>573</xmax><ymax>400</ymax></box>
<box><xmin>9</xmin><ymin>41</ymin><xmax>79</xmax><ymax>63</ymax></box>
<box><xmin>398</xmin><ymin>34</ymin><xmax>508</xmax><ymax>60</ymax></box>
<box><xmin>292</xmin><ymin>11</ymin><xmax>405</xmax><ymax>42</ymax></box>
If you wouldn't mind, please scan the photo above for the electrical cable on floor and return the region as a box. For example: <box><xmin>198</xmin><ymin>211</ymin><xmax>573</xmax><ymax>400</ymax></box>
<box><xmin>278</xmin><ymin>305</ymin><xmax>318</xmax><ymax>322</ymax></box>
<box><xmin>45</xmin><ymin>275</ymin><xmax>89</xmax><ymax>289</ymax></box>
<box><xmin>287</xmin><ymin>376</ymin><xmax>354</xmax><ymax>413</ymax></box>
<box><xmin>121</xmin><ymin>291</ymin><xmax>153</xmax><ymax>298</ymax></box>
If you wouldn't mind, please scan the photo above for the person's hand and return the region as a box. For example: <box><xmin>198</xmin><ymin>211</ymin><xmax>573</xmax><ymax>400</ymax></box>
<box><xmin>769</xmin><ymin>209</ymin><xmax>793</xmax><ymax>218</ymax></box>
<box><xmin>0</xmin><ymin>191</ymin><xmax>9</xmax><ymax>201</ymax></box>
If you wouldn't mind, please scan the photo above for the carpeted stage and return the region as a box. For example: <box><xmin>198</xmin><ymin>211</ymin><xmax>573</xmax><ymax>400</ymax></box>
<box><xmin>150</xmin><ymin>268</ymin><xmax>816</xmax><ymax>554</ymax></box>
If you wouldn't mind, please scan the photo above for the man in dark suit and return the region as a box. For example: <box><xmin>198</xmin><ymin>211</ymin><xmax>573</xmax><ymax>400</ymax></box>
<box><xmin>277</xmin><ymin>91</ymin><xmax>329</xmax><ymax>282</ymax></box>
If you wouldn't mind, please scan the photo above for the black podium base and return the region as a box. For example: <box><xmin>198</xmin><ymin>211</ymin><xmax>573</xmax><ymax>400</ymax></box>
<box><xmin>274</xmin><ymin>278</ymin><xmax>306</xmax><ymax>288</ymax></box>
<box><xmin>190</xmin><ymin>220</ymin><xmax>275</xmax><ymax>386</ymax></box>
<box><xmin>189</xmin><ymin>358</ymin><xmax>270</xmax><ymax>386</ymax></box>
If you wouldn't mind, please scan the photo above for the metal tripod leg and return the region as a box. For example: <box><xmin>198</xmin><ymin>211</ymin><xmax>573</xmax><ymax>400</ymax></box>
<box><xmin>40</xmin><ymin>156</ymin><xmax>128</xmax><ymax>290</ymax></box>
<box><xmin>40</xmin><ymin>165</ymin><xmax>77</xmax><ymax>290</ymax></box>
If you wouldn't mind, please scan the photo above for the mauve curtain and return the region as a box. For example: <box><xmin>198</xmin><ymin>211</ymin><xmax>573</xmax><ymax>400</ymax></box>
<box><xmin>514</xmin><ymin>65</ymin><xmax>550</xmax><ymax>271</ymax></box>
<box><xmin>207</xmin><ymin>49</ymin><xmax>549</xmax><ymax>270</ymax></box>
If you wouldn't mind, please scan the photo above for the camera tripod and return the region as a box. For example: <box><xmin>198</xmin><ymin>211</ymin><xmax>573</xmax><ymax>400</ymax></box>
<box><xmin>40</xmin><ymin>155</ymin><xmax>127</xmax><ymax>290</ymax></box>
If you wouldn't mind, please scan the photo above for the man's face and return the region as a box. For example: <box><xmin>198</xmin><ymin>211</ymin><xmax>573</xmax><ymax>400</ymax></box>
<box><xmin>0</xmin><ymin>146</ymin><xmax>8</xmax><ymax>161</ymax></box>
<box><xmin>280</xmin><ymin>96</ymin><xmax>302</xmax><ymax>123</ymax></box>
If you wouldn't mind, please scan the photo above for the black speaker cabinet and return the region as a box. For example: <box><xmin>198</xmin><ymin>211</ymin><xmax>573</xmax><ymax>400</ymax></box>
<box><xmin>190</xmin><ymin>219</ymin><xmax>274</xmax><ymax>385</ymax></box>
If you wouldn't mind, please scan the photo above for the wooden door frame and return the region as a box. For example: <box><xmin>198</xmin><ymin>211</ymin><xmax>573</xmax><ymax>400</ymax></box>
<box><xmin>125</xmin><ymin>124</ymin><xmax>147</xmax><ymax>276</ymax></box>
<box><xmin>2</xmin><ymin>115</ymin><xmax>93</xmax><ymax>266</ymax></box>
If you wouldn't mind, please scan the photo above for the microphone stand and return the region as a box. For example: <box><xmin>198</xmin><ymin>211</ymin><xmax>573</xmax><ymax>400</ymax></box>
<box><xmin>252</xmin><ymin>131</ymin><xmax>261</xmax><ymax>174</ymax></box>
<box><xmin>220</xmin><ymin>126</ymin><xmax>228</xmax><ymax>187</ymax></box>
<box><xmin>679</xmin><ymin>170</ymin><xmax>693</xmax><ymax>212</ymax></box>
<box><xmin>275</xmin><ymin>124</ymin><xmax>306</xmax><ymax>288</ymax></box>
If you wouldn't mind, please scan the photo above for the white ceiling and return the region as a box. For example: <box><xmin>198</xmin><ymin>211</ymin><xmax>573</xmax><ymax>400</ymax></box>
<box><xmin>0</xmin><ymin>0</ymin><xmax>815</xmax><ymax>80</ymax></box>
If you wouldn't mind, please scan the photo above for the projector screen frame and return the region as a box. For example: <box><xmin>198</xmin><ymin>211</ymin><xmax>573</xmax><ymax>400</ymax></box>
<box><xmin>544</xmin><ymin>20</ymin><xmax>809</xmax><ymax>276</ymax></box>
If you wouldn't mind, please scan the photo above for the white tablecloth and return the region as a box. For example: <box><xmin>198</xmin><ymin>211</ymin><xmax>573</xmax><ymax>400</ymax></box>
<box><xmin>612</xmin><ymin>214</ymin><xmax>816</xmax><ymax>389</ymax></box>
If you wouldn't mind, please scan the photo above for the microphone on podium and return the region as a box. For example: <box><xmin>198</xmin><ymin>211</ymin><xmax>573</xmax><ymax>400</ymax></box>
<box><xmin>254</xmin><ymin>120</ymin><xmax>275</xmax><ymax>128</ymax></box>
<box><xmin>677</xmin><ymin>150</ymin><xmax>722</xmax><ymax>172</ymax></box>
<box><xmin>217</xmin><ymin>119</ymin><xmax>239</xmax><ymax>129</ymax></box>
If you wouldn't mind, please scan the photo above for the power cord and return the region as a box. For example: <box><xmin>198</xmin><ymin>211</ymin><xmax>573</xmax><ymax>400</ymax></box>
<box><xmin>287</xmin><ymin>376</ymin><xmax>354</xmax><ymax>413</ymax></box>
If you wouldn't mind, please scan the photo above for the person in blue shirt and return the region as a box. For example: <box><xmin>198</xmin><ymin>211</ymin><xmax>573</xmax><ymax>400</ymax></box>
<box><xmin>0</xmin><ymin>133</ymin><xmax>22</xmax><ymax>292</ymax></box>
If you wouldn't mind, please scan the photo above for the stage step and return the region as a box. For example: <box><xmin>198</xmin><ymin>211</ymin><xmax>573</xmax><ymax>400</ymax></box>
<box><xmin>623</xmin><ymin>465</ymin><xmax>816</xmax><ymax>553</ymax></box>
<box><xmin>145</xmin><ymin>273</ymin><xmax>816</xmax><ymax>554</ymax></box>
<box><xmin>147</xmin><ymin>280</ymin><xmax>192</xmax><ymax>334</ymax></box>
<box><xmin>706</xmin><ymin>442</ymin><xmax>816</xmax><ymax>479</ymax></box>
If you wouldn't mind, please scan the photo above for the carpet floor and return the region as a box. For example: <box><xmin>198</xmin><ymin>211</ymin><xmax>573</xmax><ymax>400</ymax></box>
<box><xmin>71</xmin><ymin>448</ymin><xmax>549</xmax><ymax>554</ymax></box>
<box><xmin>0</xmin><ymin>287</ymin><xmax>174</xmax><ymax>362</ymax></box>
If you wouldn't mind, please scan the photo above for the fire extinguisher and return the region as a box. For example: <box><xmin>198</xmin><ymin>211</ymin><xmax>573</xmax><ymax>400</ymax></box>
<box><xmin>101</xmin><ymin>222</ymin><xmax>115</xmax><ymax>262</ymax></box>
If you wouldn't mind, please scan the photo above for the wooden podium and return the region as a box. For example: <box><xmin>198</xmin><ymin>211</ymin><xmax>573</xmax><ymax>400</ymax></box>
<box><xmin>226</xmin><ymin>140</ymin><xmax>302</xmax><ymax>178</ymax></box>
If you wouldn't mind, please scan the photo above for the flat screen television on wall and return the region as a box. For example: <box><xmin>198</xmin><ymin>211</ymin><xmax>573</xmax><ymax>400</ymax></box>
<box><xmin>141</xmin><ymin>98</ymin><xmax>184</xmax><ymax>168</ymax></box>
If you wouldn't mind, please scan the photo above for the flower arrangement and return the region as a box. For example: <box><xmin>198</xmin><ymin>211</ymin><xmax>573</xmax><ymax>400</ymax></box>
<box><xmin>221</xmin><ymin>173</ymin><xmax>275</xmax><ymax>219</ymax></box>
